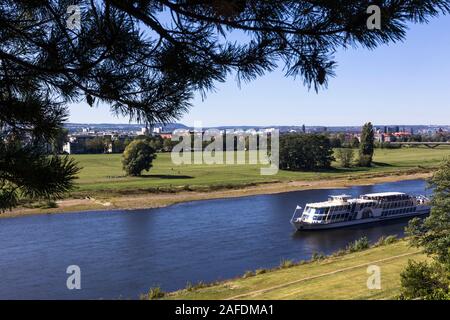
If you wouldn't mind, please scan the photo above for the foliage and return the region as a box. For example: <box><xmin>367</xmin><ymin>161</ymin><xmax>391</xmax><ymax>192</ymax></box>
<box><xmin>255</xmin><ymin>268</ymin><xmax>267</xmax><ymax>275</ymax></box>
<box><xmin>374</xmin><ymin>235</ymin><xmax>398</xmax><ymax>247</ymax></box>
<box><xmin>280</xmin><ymin>259</ymin><xmax>295</xmax><ymax>269</ymax></box>
<box><xmin>122</xmin><ymin>140</ymin><xmax>157</xmax><ymax>176</ymax></box>
<box><xmin>335</xmin><ymin>148</ymin><xmax>354</xmax><ymax>168</ymax></box>
<box><xmin>358</xmin><ymin>154</ymin><xmax>373</xmax><ymax>167</ymax></box>
<box><xmin>52</xmin><ymin>128</ymin><xmax>69</xmax><ymax>154</ymax></box>
<box><xmin>351</xmin><ymin>137</ymin><xmax>360</xmax><ymax>148</ymax></box>
<box><xmin>399</xmin><ymin>260</ymin><xmax>449</xmax><ymax>300</ymax></box>
<box><xmin>345</xmin><ymin>236</ymin><xmax>370</xmax><ymax>253</ymax></box>
<box><xmin>402</xmin><ymin>158</ymin><xmax>450</xmax><ymax>299</ymax></box>
<box><xmin>407</xmin><ymin>158</ymin><xmax>450</xmax><ymax>267</ymax></box>
<box><xmin>310</xmin><ymin>251</ymin><xmax>326</xmax><ymax>261</ymax></box>
<box><xmin>84</xmin><ymin>137</ymin><xmax>107</xmax><ymax>154</ymax></box>
<box><xmin>359</xmin><ymin>122</ymin><xmax>375</xmax><ymax>166</ymax></box>
<box><xmin>141</xmin><ymin>286</ymin><xmax>165</xmax><ymax>300</ymax></box>
<box><xmin>279</xmin><ymin>134</ymin><xmax>334</xmax><ymax>171</ymax></box>
<box><xmin>0</xmin><ymin>141</ymin><xmax>79</xmax><ymax>211</ymax></box>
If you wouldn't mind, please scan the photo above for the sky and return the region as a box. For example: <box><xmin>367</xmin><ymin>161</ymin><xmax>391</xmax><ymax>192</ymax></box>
<box><xmin>68</xmin><ymin>14</ymin><xmax>450</xmax><ymax>127</ymax></box>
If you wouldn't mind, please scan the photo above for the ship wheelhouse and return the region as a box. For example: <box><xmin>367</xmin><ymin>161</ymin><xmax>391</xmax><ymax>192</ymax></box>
<box><xmin>299</xmin><ymin>194</ymin><xmax>374</xmax><ymax>225</ymax></box>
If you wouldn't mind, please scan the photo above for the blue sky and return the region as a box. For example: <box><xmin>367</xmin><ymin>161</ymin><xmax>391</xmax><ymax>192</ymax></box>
<box><xmin>68</xmin><ymin>14</ymin><xmax>450</xmax><ymax>126</ymax></box>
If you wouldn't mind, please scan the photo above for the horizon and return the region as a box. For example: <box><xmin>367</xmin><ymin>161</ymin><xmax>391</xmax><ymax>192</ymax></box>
<box><xmin>65</xmin><ymin>122</ymin><xmax>450</xmax><ymax>127</ymax></box>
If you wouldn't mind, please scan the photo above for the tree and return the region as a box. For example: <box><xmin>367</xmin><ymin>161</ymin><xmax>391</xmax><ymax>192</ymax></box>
<box><xmin>279</xmin><ymin>134</ymin><xmax>334</xmax><ymax>171</ymax></box>
<box><xmin>399</xmin><ymin>260</ymin><xmax>449</xmax><ymax>300</ymax></box>
<box><xmin>351</xmin><ymin>137</ymin><xmax>360</xmax><ymax>149</ymax></box>
<box><xmin>84</xmin><ymin>136</ymin><xmax>107</xmax><ymax>154</ymax></box>
<box><xmin>2</xmin><ymin>1</ymin><xmax>449</xmax><ymax>210</ymax></box>
<box><xmin>407</xmin><ymin>158</ymin><xmax>450</xmax><ymax>266</ymax></box>
<box><xmin>329</xmin><ymin>135</ymin><xmax>342</xmax><ymax>148</ymax></box>
<box><xmin>401</xmin><ymin>158</ymin><xmax>450</xmax><ymax>299</ymax></box>
<box><xmin>163</xmin><ymin>138</ymin><xmax>178</xmax><ymax>152</ymax></box>
<box><xmin>122</xmin><ymin>140</ymin><xmax>157</xmax><ymax>176</ymax></box>
<box><xmin>359</xmin><ymin>122</ymin><xmax>375</xmax><ymax>167</ymax></box>
<box><xmin>336</xmin><ymin>148</ymin><xmax>354</xmax><ymax>168</ymax></box>
<box><xmin>52</xmin><ymin>128</ymin><xmax>69</xmax><ymax>154</ymax></box>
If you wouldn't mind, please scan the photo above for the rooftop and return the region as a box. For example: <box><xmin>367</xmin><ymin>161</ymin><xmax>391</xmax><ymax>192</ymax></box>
<box><xmin>361</xmin><ymin>192</ymin><xmax>406</xmax><ymax>197</ymax></box>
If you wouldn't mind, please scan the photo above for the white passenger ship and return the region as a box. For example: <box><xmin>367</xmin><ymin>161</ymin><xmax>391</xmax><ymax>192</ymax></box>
<box><xmin>290</xmin><ymin>192</ymin><xmax>431</xmax><ymax>231</ymax></box>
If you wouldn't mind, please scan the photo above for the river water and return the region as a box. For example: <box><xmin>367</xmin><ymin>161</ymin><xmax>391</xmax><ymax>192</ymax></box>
<box><xmin>0</xmin><ymin>179</ymin><xmax>430</xmax><ymax>299</ymax></box>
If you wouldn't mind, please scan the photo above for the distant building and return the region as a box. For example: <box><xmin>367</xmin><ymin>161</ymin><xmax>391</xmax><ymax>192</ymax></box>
<box><xmin>138</xmin><ymin>127</ymin><xmax>148</xmax><ymax>135</ymax></box>
<box><xmin>159</xmin><ymin>132</ymin><xmax>173</xmax><ymax>139</ymax></box>
<box><xmin>152</xmin><ymin>126</ymin><xmax>163</xmax><ymax>134</ymax></box>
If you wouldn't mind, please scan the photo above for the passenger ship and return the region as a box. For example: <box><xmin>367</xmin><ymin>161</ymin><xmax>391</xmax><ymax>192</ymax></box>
<box><xmin>290</xmin><ymin>192</ymin><xmax>431</xmax><ymax>231</ymax></box>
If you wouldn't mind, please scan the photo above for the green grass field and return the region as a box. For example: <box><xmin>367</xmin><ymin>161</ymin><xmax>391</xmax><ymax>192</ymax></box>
<box><xmin>69</xmin><ymin>147</ymin><xmax>450</xmax><ymax>196</ymax></box>
<box><xmin>161</xmin><ymin>240</ymin><xmax>427</xmax><ymax>300</ymax></box>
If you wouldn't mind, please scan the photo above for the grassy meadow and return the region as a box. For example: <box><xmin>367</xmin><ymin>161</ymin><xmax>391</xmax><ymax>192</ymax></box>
<box><xmin>70</xmin><ymin>146</ymin><xmax>450</xmax><ymax>197</ymax></box>
<box><xmin>161</xmin><ymin>240</ymin><xmax>427</xmax><ymax>300</ymax></box>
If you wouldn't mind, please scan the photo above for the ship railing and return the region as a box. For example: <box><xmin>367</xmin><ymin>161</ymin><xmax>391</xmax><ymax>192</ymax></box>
<box><xmin>291</xmin><ymin>206</ymin><xmax>303</xmax><ymax>223</ymax></box>
<box><xmin>415</xmin><ymin>195</ymin><xmax>431</xmax><ymax>205</ymax></box>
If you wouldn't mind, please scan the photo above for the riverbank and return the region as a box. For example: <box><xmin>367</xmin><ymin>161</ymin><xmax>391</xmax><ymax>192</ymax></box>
<box><xmin>4</xmin><ymin>147</ymin><xmax>449</xmax><ymax>218</ymax></box>
<box><xmin>159</xmin><ymin>239</ymin><xmax>427</xmax><ymax>300</ymax></box>
<box><xmin>3</xmin><ymin>170</ymin><xmax>432</xmax><ymax>218</ymax></box>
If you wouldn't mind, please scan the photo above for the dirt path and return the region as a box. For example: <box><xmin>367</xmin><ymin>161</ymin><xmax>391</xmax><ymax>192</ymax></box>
<box><xmin>226</xmin><ymin>251</ymin><xmax>420</xmax><ymax>300</ymax></box>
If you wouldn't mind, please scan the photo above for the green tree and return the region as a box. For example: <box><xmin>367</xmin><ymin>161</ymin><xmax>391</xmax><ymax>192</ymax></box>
<box><xmin>359</xmin><ymin>122</ymin><xmax>375</xmax><ymax>167</ymax></box>
<box><xmin>2</xmin><ymin>1</ymin><xmax>449</xmax><ymax>210</ymax></box>
<box><xmin>122</xmin><ymin>140</ymin><xmax>157</xmax><ymax>176</ymax></box>
<box><xmin>335</xmin><ymin>148</ymin><xmax>354</xmax><ymax>168</ymax></box>
<box><xmin>162</xmin><ymin>138</ymin><xmax>179</xmax><ymax>152</ymax></box>
<box><xmin>407</xmin><ymin>158</ymin><xmax>450</xmax><ymax>266</ymax></box>
<box><xmin>400</xmin><ymin>158</ymin><xmax>450</xmax><ymax>299</ymax></box>
<box><xmin>399</xmin><ymin>260</ymin><xmax>449</xmax><ymax>300</ymax></box>
<box><xmin>52</xmin><ymin>128</ymin><xmax>69</xmax><ymax>154</ymax></box>
<box><xmin>279</xmin><ymin>134</ymin><xmax>334</xmax><ymax>171</ymax></box>
<box><xmin>84</xmin><ymin>137</ymin><xmax>107</xmax><ymax>154</ymax></box>
<box><xmin>351</xmin><ymin>137</ymin><xmax>360</xmax><ymax>149</ymax></box>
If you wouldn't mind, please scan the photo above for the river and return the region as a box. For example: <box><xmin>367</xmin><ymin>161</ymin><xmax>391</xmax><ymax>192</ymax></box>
<box><xmin>0</xmin><ymin>179</ymin><xmax>430</xmax><ymax>299</ymax></box>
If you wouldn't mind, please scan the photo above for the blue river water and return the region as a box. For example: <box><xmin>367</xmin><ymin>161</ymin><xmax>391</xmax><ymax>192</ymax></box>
<box><xmin>0</xmin><ymin>179</ymin><xmax>430</xmax><ymax>299</ymax></box>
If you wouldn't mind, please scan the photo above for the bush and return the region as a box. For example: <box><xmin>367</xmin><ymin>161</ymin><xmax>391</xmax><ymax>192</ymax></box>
<box><xmin>335</xmin><ymin>148</ymin><xmax>354</xmax><ymax>168</ymax></box>
<box><xmin>122</xmin><ymin>139</ymin><xmax>157</xmax><ymax>176</ymax></box>
<box><xmin>39</xmin><ymin>200</ymin><xmax>58</xmax><ymax>209</ymax></box>
<box><xmin>310</xmin><ymin>251</ymin><xmax>326</xmax><ymax>261</ymax></box>
<box><xmin>346</xmin><ymin>236</ymin><xmax>370</xmax><ymax>253</ymax></box>
<box><xmin>142</xmin><ymin>286</ymin><xmax>165</xmax><ymax>300</ymax></box>
<box><xmin>243</xmin><ymin>271</ymin><xmax>255</xmax><ymax>278</ymax></box>
<box><xmin>280</xmin><ymin>259</ymin><xmax>295</xmax><ymax>268</ymax></box>
<box><xmin>255</xmin><ymin>268</ymin><xmax>267</xmax><ymax>275</ymax></box>
<box><xmin>374</xmin><ymin>235</ymin><xmax>398</xmax><ymax>247</ymax></box>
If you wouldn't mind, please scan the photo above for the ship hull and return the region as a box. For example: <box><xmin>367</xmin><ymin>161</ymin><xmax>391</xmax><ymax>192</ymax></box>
<box><xmin>291</xmin><ymin>207</ymin><xmax>430</xmax><ymax>231</ymax></box>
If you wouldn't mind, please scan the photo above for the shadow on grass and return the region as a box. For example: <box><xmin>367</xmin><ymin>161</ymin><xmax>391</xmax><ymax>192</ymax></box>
<box><xmin>372</xmin><ymin>161</ymin><xmax>394</xmax><ymax>167</ymax></box>
<box><xmin>140</xmin><ymin>174</ymin><xmax>194</xmax><ymax>179</ymax></box>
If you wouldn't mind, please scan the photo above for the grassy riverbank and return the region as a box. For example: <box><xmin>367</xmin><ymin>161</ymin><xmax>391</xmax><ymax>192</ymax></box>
<box><xmin>159</xmin><ymin>240</ymin><xmax>427</xmax><ymax>300</ymax></box>
<box><xmin>72</xmin><ymin>147</ymin><xmax>450</xmax><ymax>196</ymax></box>
<box><xmin>7</xmin><ymin>146</ymin><xmax>449</xmax><ymax>216</ymax></box>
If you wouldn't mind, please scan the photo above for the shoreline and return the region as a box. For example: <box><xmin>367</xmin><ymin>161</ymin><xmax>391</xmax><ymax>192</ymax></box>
<box><xmin>160</xmin><ymin>239</ymin><xmax>426</xmax><ymax>300</ymax></box>
<box><xmin>2</xmin><ymin>171</ymin><xmax>432</xmax><ymax>219</ymax></box>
